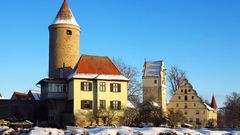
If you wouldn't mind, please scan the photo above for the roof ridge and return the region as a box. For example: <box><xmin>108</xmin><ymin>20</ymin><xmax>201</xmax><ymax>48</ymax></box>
<box><xmin>69</xmin><ymin>54</ymin><xmax>124</xmax><ymax>78</ymax></box>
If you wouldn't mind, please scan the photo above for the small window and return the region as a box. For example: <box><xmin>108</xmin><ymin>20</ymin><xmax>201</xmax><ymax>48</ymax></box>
<box><xmin>194</xmin><ymin>103</ymin><xmax>196</xmax><ymax>107</ymax></box>
<box><xmin>100</xmin><ymin>100</ymin><xmax>106</xmax><ymax>109</ymax></box>
<box><xmin>196</xmin><ymin>118</ymin><xmax>201</xmax><ymax>125</ymax></box>
<box><xmin>110</xmin><ymin>83</ymin><xmax>121</xmax><ymax>92</ymax></box>
<box><xmin>192</xmin><ymin>96</ymin><xmax>194</xmax><ymax>99</ymax></box>
<box><xmin>154</xmin><ymin>80</ymin><xmax>157</xmax><ymax>84</ymax></box>
<box><xmin>81</xmin><ymin>100</ymin><xmax>92</xmax><ymax>109</ymax></box>
<box><xmin>178</xmin><ymin>96</ymin><xmax>181</xmax><ymax>100</ymax></box>
<box><xmin>181</xmin><ymin>90</ymin><xmax>183</xmax><ymax>92</ymax></box>
<box><xmin>110</xmin><ymin>101</ymin><xmax>121</xmax><ymax>110</ymax></box>
<box><xmin>81</xmin><ymin>82</ymin><xmax>92</xmax><ymax>91</ymax></box>
<box><xmin>185</xmin><ymin>89</ymin><xmax>187</xmax><ymax>94</ymax></box>
<box><xmin>184</xmin><ymin>110</ymin><xmax>188</xmax><ymax>115</ymax></box>
<box><xmin>100</xmin><ymin>82</ymin><xmax>106</xmax><ymax>92</ymax></box>
<box><xmin>185</xmin><ymin>96</ymin><xmax>188</xmax><ymax>101</ymax></box>
<box><xmin>188</xmin><ymin>89</ymin><xmax>191</xmax><ymax>92</ymax></box>
<box><xmin>66</xmin><ymin>30</ymin><xmax>72</xmax><ymax>35</ymax></box>
<box><xmin>176</xmin><ymin>103</ymin><xmax>179</xmax><ymax>107</ymax></box>
<box><xmin>184</xmin><ymin>103</ymin><xmax>188</xmax><ymax>108</ymax></box>
<box><xmin>189</xmin><ymin>118</ymin><xmax>193</xmax><ymax>122</ymax></box>
<box><xmin>196</xmin><ymin>110</ymin><xmax>200</xmax><ymax>115</ymax></box>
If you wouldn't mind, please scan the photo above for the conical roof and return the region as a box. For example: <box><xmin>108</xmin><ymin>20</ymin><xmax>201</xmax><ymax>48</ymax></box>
<box><xmin>211</xmin><ymin>95</ymin><xmax>218</xmax><ymax>109</ymax></box>
<box><xmin>52</xmin><ymin>0</ymin><xmax>79</xmax><ymax>26</ymax></box>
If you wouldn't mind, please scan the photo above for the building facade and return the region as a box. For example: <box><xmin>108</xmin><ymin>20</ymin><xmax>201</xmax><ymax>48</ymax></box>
<box><xmin>142</xmin><ymin>60</ymin><xmax>167</xmax><ymax>112</ymax></box>
<box><xmin>167</xmin><ymin>79</ymin><xmax>218</xmax><ymax>128</ymax></box>
<box><xmin>68</xmin><ymin>55</ymin><xmax>129</xmax><ymax>116</ymax></box>
<box><xmin>37</xmin><ymin>0</ymin><xmax>129</xmax><ymax>126</ymax></box>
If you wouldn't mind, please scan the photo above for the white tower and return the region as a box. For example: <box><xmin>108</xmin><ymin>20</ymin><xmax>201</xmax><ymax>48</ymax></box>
<box><xmin>142</xmin><ymin>60</ymin><xmax>167</xmax><ymax>112</ymax></box>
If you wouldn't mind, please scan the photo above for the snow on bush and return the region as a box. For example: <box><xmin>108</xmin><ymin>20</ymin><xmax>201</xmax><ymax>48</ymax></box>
<box><xmin>1</xmin><ymin>126</ymin><xmax>240</xmax><ymax>135</ymax></box>
<box><xmin>27</xmin><ymin>127</ymin><xmax>64</xmax><ymax>135</ymax></box>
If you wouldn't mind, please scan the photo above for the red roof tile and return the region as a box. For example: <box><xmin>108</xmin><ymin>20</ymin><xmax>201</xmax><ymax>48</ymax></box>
<box><xmin>73</xmin><ymin>54</ymin><xmax>122</xmax><ymax>75</ymax></box>
<box><xmin>14</xmin><ymin>92</ymin><xmax>28</xmax><ymax>97</ymax></box>
<box><xmin>56</xmin><ymin>0</ymin><xmax>72</xmax><ymax>21</ymax></box>
<box><xmin>211</xmin><ymin>95</ymin><xmax>218</xmax><ymax>109</ymax></box>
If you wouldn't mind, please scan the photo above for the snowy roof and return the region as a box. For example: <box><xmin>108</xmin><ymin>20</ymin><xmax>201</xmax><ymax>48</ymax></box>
<box><xmin>0</xmin><ymin>93</ymin><xmax>6</xmax><ymax>99</ymax></box>
<box><xmin>70</xmin><ymin>74</ymin><xmax>129</xmax><ymax>81</ymax></box>
<box><xmin>28</xmin><ymin>90</ymin><xmax>41</xmax><ymax>100</ymax></box>
<box><xmin>143</xmin><ymin>61</ymin><xmax>163</xmax><ymax>77</ymax></box>
<box><xmin>151</xmin><ymin>101</ymin><xmax>160</xmax><ymax>107</ymax></box>
<box><xmin>127</xmin><ymin>101</ymin><xmax>136</xmax><ymax>108</ymax></box>
<box><xmin>69</xmin><ymin>54</ymin><xmax>129</xmax><ymax>81</ymax></box>
<box><xmin>204</xmin><ymin>103</ymin><xmax>215</xmax><ymax>111</ymax></box>
<box><xmin>52</xmin><ymin>0</ymin><xmax>79</xmax><ymax>27</ymax></box>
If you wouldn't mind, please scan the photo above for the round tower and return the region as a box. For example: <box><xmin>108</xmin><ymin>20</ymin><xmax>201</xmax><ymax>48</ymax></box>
<box><xmin>49</xmin><ymin>0</ymin><xmax>80</xmax><ymax>78</ymax></box>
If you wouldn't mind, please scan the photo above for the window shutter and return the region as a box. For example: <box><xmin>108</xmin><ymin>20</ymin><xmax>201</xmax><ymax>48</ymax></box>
<box><xmin>118</xmin><ymin>101</ymin><xmax>121</xmax><ymax>110</ymax></box>
<box><xmin>89</xmin><ymin>83</ymin><xmax>92</xmax><ymax>91</ymax></box>
<box><xmin>81</xmin><ymin>101</ymin><xmax>84</xmax><ymax>109</ymax></box>
<box><xmin>90</xmin><ymin>101</ymin><xmax>93</xmax><ymax>109</ymax></box>
<box><xmin>118</xmin><ymin>84</ymin><xmax>121</xmax><ymax>92</ymax></box>
<box><xmin>81</xmin><ymin>82</ymin><xmax>84</xmax><ymax>91</ymax></box>
<box><xmin>110</xmin><ymin>84</ymin><xmax>113</xmax><ymax>92</ymax></box>
<box><xmin>110</xmin><ymin>101</ymin><xmax>113</xmax><ymax>109</ymax></box>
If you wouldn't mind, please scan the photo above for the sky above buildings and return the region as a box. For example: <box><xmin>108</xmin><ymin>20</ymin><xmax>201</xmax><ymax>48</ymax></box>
<box><xmin>0</xmin><ymin>0</ymin><xmax>239</xmax><ymax>107</ymax></box>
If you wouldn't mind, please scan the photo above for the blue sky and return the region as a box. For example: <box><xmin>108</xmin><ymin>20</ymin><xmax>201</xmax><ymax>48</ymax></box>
<box><xmin>0</xmin><ymin>0</ymin><xmax>239</xmax><ymax>107</ymax></box>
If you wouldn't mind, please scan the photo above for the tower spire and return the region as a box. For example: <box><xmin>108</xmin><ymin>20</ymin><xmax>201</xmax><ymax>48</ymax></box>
<box><xmin>52</xmin><ymin>0</ymin><xmax>79</xmax><ymax>26</ymax></box>
<box><xmin>211</xmin><ymin>95</ymin><xmax>218</xmax><ymax>109</ymax></box>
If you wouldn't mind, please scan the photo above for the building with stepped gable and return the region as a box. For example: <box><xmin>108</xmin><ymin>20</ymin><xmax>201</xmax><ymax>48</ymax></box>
<box><xmin>167</xmin><ymin>79</ymin><xmax>218</xmax><ymax>128</ymax></box>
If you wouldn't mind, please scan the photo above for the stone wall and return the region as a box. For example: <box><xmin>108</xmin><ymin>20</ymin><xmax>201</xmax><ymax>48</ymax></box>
<box><xmin>0</xmin><ymin>100</ymin><xmax>47</xmax><ymax>122</ymax></box>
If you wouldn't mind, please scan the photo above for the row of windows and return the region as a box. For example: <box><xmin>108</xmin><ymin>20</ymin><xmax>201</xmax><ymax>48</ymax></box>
<box><xmin>81</xmin><ymin>100</ymin><xmax>121</xmax><ymax>110</ymax></box>
<box><xmin>81</xmin><ymin>82</ymin><xmax>121</xmax><ymax>92</ymax></box>
<box><xmin>185</xmin><ymin>118</ymin><xmax>204</xmax><ymax>125</ymax></box>
<box><xmin>184</xmin><ymin>110</ymin><xmax>200</xmax><ymax>115</ymax></box>
<box><xmin>42</xmin><ymin>84</ymin><xmax>66</xmax><ymax>93</ymax></box>
<box><xmin>183</xmin><ymin>110</ymin><xmax>205</xmax><ymax>115</ymax></box>
<box><xmin>176</xmin><ymin>103</ymin><xmax>197</xmax><ymax>108</ymax></box>
<box><xmin>180</xmin><ymin>89</ymin><xmax>191</xmax><ymax>94</ymax></box>
<box><xmin>178</xmin><ymin>95</ymin><xmax>195</xmax><ymax>101</ymax></box>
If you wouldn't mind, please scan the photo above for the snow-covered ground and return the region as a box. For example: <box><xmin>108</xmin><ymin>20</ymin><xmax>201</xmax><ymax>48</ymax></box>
<box><xmin>1</xmin><ymin>126</ymin><xmax>240</xmax><ymax>135</ymax></box>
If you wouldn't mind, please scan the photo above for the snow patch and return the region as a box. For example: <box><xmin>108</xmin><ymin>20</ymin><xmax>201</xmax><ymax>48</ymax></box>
<box><xmin>69</xmin><ymin>73</ymin><xmax>129</xmax><ymax>81</ymax></box>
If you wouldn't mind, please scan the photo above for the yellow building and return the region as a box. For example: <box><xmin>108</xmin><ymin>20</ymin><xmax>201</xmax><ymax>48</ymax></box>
<box><xmin>167</xmin><ymin>79</ymin><xmax>218</xmax><ymax>128</ymax></box>
<box><xmin>37</xmin><ymin>0</ymin><xmax>129</xmax><ymax>126</ymax></box>
<box><xmin>67</xmin><ymin>54</ymin><xmax>129</xmax><ymax>116</ymax></box>
<box><xmin>142</xmin><ymin>60</ymin><xmax>167</xmax><ymax>112</ymax></box>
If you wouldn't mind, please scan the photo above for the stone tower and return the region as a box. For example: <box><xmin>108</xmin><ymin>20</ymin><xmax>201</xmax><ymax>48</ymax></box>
<box><xmin>142</xmin><ymin>60</ymin><xmax>167</xmax><ymax>112</ymax></box>
<box><xmin>49</xmin><ymin>0</ymin><xmax>80</xmax><ymax>78</ymax></box>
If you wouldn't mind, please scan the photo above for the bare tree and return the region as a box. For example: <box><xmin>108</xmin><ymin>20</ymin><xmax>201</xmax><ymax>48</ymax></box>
<box><xmin>167</xmin><ymin>65</ymin><xmax>187</xmax><ymax>96</ymax></box>
<box><xmin>224</xmin><ymin>92</ymin><xmax>240</xmax><ymax>128</ymax></box>
<box><xmin>112</xmin><ymin>58</ymin><xmax>142</xmax><ymax>103</ymax></box>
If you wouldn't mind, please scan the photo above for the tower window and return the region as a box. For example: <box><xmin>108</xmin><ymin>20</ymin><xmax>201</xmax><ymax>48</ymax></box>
<box><xmin>154</xmin><ymin>80</ymin><xmax>157</xmax><ymax>84</ymax></box>
<box><xmin>185</xmin><ymin>96</ymin><xmax>188</xmax><ymax>101</ymax></box>
<box><xmin>66</xmin><ymin>30</ymin><xmax>72</xmax><ymax>35</ymax></box>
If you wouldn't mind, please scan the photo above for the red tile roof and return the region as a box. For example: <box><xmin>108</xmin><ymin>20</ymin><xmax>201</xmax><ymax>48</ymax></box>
<box><xmin>73</xmin><ymin>54</ymin><xmax>122</xmax><ymax>75</ymax></box>
<box><xmin>211</xmin><ymin>95</ymin><xmax>218</xmax><ymax>109</ymax></box>
<box><xmin>14</xmin><ymin>92</ymin><xmax>28</xmax><ymax>97</ymax></box>
<box><xmin>56</xmin><ymin>0</ymin><xmax>72</xmax><ymax>21</ymax></box>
